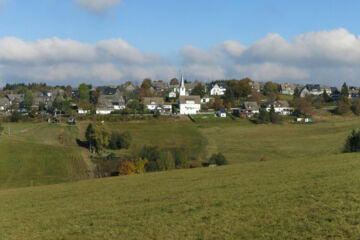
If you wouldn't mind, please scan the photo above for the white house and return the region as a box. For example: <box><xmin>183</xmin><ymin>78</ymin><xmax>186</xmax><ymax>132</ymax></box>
<box><xmin>143</xmin><ymin>97</ymin><xmax>172</xmax><ymax>114</ymax></box>
<box><xmin>179</xmin><ymin>96</ymin><xmax>201</xmax><ymax>114</ymax></box>
<box><xmin>261</xmin><ymin>100</ymin><xmax>292</xmax><ymax>115</ymax></box>
<box><xmin>210</xmin><ymin>84</ymin><xmax>226</xmax><ymax>96</ymax></box>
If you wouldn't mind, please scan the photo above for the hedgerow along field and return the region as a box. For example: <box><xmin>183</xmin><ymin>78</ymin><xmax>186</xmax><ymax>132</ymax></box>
<box><xmin>1</xmin><ymin>117</ymin><xmax>360</xmax><ymax>238</ymax></box>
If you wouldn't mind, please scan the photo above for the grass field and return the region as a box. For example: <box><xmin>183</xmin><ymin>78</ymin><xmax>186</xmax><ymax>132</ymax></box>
<box><xmin>0</xmin><ymin>123</ymin><xmax>88</xmax><ymax>189</ymax></box>
<box><xmin>2</xmin><ymin>117</ymin><xmax>360</xmax><ymax>238</ymax></box>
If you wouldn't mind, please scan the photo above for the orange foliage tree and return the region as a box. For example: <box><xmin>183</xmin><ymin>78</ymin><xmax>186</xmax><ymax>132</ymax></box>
<box><xmin>118</xmin><ymin>161</ymin><xmax>135</xmax><ymax>175</ymax></box>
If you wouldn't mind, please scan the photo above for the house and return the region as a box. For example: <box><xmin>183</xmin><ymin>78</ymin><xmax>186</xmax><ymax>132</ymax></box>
<box><xmin>143</xmin><ymin>97</ymin><xmax>172</xmax><ymax>114</ymax></box>
<box><xmin>179</xmin><ymin>96</ymin><xmax>201</xmax><ymax>114</ymax></box>
<box><xmin>300</xmin><ymin>84</ymin><xmax>331</xmax><ymax>97</ymax></box>
<box><xmin>261</xmin><ymin>100</ymin><xmax>292</xmax><ymax>115</ymax></box>
<box><xmin>280</xmin><ymin>83</ymin><xmax>295</xmax><ymax>95</ymax></box>
<box><xmin>96</xmin><ymin>88</ymin><xmax>126</xmax><ymax>114</ymax></box>
<box><xmin>0</xmin><ymin>97</ymin><xmax>10</xmax><ymax>111</ymax></box>
<box><xmin>178</xmin><ymin>74</ymin><xmax>201</xmax><ymax>114</ymax></box>
<box><xmin>210</xmin><ymin>83</ymin><xmax>226</xmax><ymax>96</ymax></box>
<box><xmin>201</xmin><ymin>96</ymin><xmax>213</xmax><ymax>104</ymax></box>
<box><xmin>122</xmin><ymin>82</ymin><xmax>138</xmax><ymax>93</ymax></box>
<box><xmin>217</xmin><ymin>108</ymin><xmax>227</xmax><ymax>118</ymax></box>
<box><xmin>168</xmin><ymin>91</ymin><xmax>177</xmax><ymax>98</ymax></box>
<box><xmin>242</xmin><ymin>101</ymin><xmax>259</xmax><ymax>117</ymax></box>
<box><xmin>152</xmin><ymin>80</ymin><xmax>169</xmax><ymax>92</ymax></box>
<box><xmin>249</xmin><ymin>81</ymin><xmax>261</xmax><ymax>93</ymax></box>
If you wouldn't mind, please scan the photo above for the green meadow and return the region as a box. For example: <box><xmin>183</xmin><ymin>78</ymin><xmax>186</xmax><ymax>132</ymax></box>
<box><xmin>1</xmin><ymin>117</ymin><xmax>360</xmax><ymax>238</ymax></box>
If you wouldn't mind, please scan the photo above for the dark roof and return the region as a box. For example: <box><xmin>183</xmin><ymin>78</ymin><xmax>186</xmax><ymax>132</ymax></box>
<box><xmin>306</xmin><ymin>84</ymin><xmax>321</xmax><ymax>91</ymax></box>
<box><xmin>243</xmin><ymin>101</ymin><xmax>259</xmax><ymax>111</ymax></box>
<box><xmin>179</xmin><ymin>96</ymin><xmax>201</xmax><ymax>104</ymax></box>
<box><xmin>99</xmin><ymin>86</ymin><xmax>118</xmax><ymax>95</ymax></box>
<box><xmin>219</xmin><ymin>107</ymin><xmax>226</xmax><ymax>113</ymax></box>
<box><xmin>143</xmin><ymin>97</ymin><xmax>164</xmax><ymax>105</ymax></box>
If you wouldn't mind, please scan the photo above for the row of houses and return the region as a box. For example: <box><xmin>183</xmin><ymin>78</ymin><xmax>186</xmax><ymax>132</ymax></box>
<box><xmin>233</xmin><ymin>100</ymin><xmax>292</xmax><ymax>118</ymax></box>
<box><xmin>280</xmin><ymin>83</ymin><xmax>359</xmax><ymax>100</ymax></box>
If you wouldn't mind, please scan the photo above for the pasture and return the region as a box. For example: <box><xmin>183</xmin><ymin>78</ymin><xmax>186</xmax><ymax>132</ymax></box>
<box><xmin>1</xmin><ymin>117</ymin><xmax>360</xmax><ymax>238</ymax></box>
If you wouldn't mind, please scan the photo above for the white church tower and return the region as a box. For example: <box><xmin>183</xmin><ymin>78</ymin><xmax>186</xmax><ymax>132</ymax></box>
<box><xmin>179</xmin><ymin>73</ymin><xmax>186</xmax><ymax>96</ymax></box>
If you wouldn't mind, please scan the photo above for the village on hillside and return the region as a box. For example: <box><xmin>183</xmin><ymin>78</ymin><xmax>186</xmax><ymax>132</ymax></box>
<box><xmin>0</xmin><ymin>74</ymin><xmax>358</xmax><ymax>123</ymax></box>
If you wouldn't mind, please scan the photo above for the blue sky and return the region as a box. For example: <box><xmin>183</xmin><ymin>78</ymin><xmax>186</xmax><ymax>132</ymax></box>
<box><xmin>0</xmin><ymin>0</ymin><xmax>360</xmax><ymax>86</ymax></box>
<box><xmin>1</xmin><ymin>0</ymin><xmax>360</xmax><ymax>52</ymax></box>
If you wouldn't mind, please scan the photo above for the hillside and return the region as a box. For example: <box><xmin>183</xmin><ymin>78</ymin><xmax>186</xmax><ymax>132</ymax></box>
<box><xmin>1</xmin><ymin>118</ymin><xmax>360</xmax><ymax>238</ymax></box>
<box><xmin>1</xmin><ymin>151</ymin><xmax>360</xmax><ymax>239</ymax></box>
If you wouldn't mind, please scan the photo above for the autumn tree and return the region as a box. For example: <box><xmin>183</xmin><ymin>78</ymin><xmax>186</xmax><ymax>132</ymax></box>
<box><xmin>264</xmin><ymin>82</ymin><xmax>279</xmax><ymax>100</ymax></box>
<box><xmin>170</xmin><ymin>78</ymin><xmax>179</xmax><ymax>85</ymax></box>
<box><xmin>118</xmin><ymin>161</ymin><xmax>135</xmax><ymax>175</ymax></box>
<box><xmin>293</xmin><ymin>98</ymin><xmax>312</xmax><ymax>117</ymax></box>
<box><xmin>133</xmin><ymin>158</ymin><xmax>148</xmax><ymax>174</ymax></box>
<box><xmin>335</xmin><ymin>100</ymin><xmax>350</xmax><ymax>115</ymax></box>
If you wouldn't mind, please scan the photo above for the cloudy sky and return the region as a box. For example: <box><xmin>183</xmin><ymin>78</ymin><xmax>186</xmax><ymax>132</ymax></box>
<box><xmin>1</xmin><ymin>0</ymin><xmax>360</xmax><ymax>86</ymax></box>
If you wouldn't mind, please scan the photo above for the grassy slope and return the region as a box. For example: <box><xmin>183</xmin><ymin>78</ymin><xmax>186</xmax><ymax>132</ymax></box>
<box><xmin>0</xmin><ymin>123</ymin><xmax>88</xmax><ymax>189</ymax></box>
<box><xmin>1</xmin><ymin>152</ymin><xmax>360</xmax><ymax>239</ymax></box>
<box><xmin>2</xmin><ymin>118</ymin><xmax>360</xmax><ymax>238</ymax></box>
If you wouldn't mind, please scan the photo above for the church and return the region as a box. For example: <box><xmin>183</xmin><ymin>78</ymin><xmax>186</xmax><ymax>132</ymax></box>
<box><xmin>178</xmin><ymin>74</ymin><xmax>201</xmax><ymax>115</ymax></box>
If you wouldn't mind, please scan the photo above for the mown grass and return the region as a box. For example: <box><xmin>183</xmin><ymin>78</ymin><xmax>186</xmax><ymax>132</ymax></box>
<box><xmin>1</xmin><ymin>117</ymin><xmax>360</xmax><ymax>238</ymax></box>
<box><xmin>0</xmin><ymin>123</ymin><xmax>88</xmax><ymax>189</ymax></box>
<box><xmin>1</xmin><ymin>151</ymin><xmax>360</xmax><ymax>239</ymax></box>
<box><xmin>78</xmin><ymin>120</ymin><xmax>208</xmax><ymax>160</ymax></box>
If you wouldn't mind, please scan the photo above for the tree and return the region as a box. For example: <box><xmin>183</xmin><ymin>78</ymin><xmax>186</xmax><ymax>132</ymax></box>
<box><xmin>269</xmin><ymin>105</ymin><xmax>281</xmax><ymax>123</ymax></box>
<box><xmin>170</xmin><ymin>78</ymin><xmax>179</xmax><ymax>85</ymax></box>
<box><xmin>174</xmin><ymin>148</ymin><xmax>189</xmax><ymax>169</ymax></box>
<box><xmin>157</xmin><ymin>151</ymin><xmax>175</xmax><ymax>171</ymax></box>
<box><xmin>191</xmin><ymin>83</ymin><xmax>205</xmax><ymax>97</ymax></box>
<box><xmin>344</xmin><ymin>129</ymin><xmax>360</xmax><ymax>153</ymax></box>
<box><xmin>341</xmin><ymin>82</ymin><xmax>349</xmax><ymax>99</ymax></box>
<box><xmin>78</xmin><ymin>83</ymin><xmax>90</xmax><ymax>102</ymax></box>
<box><xmin>23</xmin><ymin>90</ymin><xmax>34</xmax><ymax>112</ymax></box>
<box><xmin>209</xmin><ymin>153</ymin><xmax>228</xmax><ymax>166</ymax></box>
<box><xmin>214</xmin><ymin>98</ymin><xmax>224</xmax><ymax>110</ymax></box>
<box><xmin>351</xmin><ymin>97</ymin><xmax>360</xmax><ymax>115</ymax></box>
<box><xmin>264</xmin><ymin>82</ymin><xmax>279</xmax><ymax>96</ymax></box>
<box><xmin>118</xmin><ymin>161</ymin><xmax>135</xmax><ymax>175</ymax></box>
<box><xmin>247</xmin><ymin>90</ymin><xmax>262</xmax><ymax>104</ymax></box>
<box><xmin>292</xmin><ymin>98</ymin><xmax>312</xmax><ymax>117</ymax></box>
<box><xmin>109</xmin><ymin>131</ymin><xmax>132</xmax><ymax>150</ymax></box>
<box><xmin>335</xmin><ymin>100</ymin><xmax>350</xmax><ymax>115</ymax></box>
<box><xmin>322</xmin><ymin>89</ymin><xmax>332</xmax><ymax>102</ymax></box>
<box><xmin>223</xmin><ymin>88</ymin><xmax>235</xmax><ymax>105</ymax></box>
<box><xmin>133</xmin><ymin>158</ymin><xmax>148</xmax><ymax>174</ymax></box>
<box><xmin>0</xmin><ymin>122</ymin><xmax>4</xmax><ymax>134</ymax></box>
<box><xmin>258</xmin><ymin>108</ymin><xmax>270</xmax><ymax>123</ymax></box>
<box><xmin>141</xmin><ymin>78</ymin><xmax>152</xmax><ymax>89</ymax></box>
<box><xmin>293</xmin><ymin>87</ymin><xmax>300</xmax><ymax>99</ymax></box>
<box><xmin>85</xmin><ymin>123</ymin><xmax>109</xmax><ymax>153</ymax></box>
<box><xmin>10</xmin><ymin>111</ymin><xmax>21</xmax><ymax>122</ymax></box>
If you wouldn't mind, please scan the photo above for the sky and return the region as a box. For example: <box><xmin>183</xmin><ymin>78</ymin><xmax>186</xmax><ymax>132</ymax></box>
<box><xmin>0</xmin><ymin>0</ymin><xmax>360</xmax><ymax>86</ymax></box>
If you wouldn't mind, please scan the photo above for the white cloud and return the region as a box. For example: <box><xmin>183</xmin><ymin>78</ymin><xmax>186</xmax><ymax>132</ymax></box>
<box><xmin>76</xmin><ymin>0</ymin><xmax>121</xmax><ymax>13</ymax></box>
<box><xmin>2</xmin><ymin>28</ymin><xmax>360</xmax><ymax>86</ymax></box>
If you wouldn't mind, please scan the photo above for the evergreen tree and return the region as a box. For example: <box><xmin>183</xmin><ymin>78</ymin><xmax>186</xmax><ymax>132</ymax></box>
<box><xmin>322</xmin><ymin>89</ymin><xmax>332</xmax><ymax>102</ymax></box>
<box><xmin>293</xmin><ymin>87</ymin><xmax>300</xmax><ymax>99</ymax></box>
<box><xmin>341</xmin><ymin>82</ymin><xmax>349</xmax><ymax>99</ymax></box>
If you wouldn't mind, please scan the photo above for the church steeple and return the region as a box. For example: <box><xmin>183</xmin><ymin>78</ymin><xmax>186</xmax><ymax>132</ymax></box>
<box><xmin>179</xmin><ymin>72</ymin><xmax>186</xmax><ymax>96</ymax></box>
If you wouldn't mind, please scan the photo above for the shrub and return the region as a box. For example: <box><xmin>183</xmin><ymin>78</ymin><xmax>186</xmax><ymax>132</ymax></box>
<box><xmin>108</xmin><ymin>131</ymin><xmax>132</xmax><ymax>150</ymax></box>
<box><xmin>190</xmin><ymin>161</ymin><xmax>203</xmax><ymax>168</ymax></box>
<box><xmin>351</xmin><ymin>98</ymin><xmax>360</xmax><ymax>115</ymax></box>
<box><xmin>133</xmin><ymin>158</ymin><xmax>148</xmax><ymax>174</ymax></box>
<box><xmin>10</xmin><ymin>111</ymin><xmax>21</xmax><ymax>122</ymax></box>
<box><xmin>335</xmin><ymin>100</ymin><xmax>350</xmax><ymax>115</ymax></box>
<box><xmin>85</xmin><ymin>123</ymin><xmax>110</xmax><ymax>153</ymax></box>
<box><xmin>259</xmin><ymin>156</ymin><xmax>270</xmax><ymax>162</ymax></box>
<box><xmin>157</xmin><ymin>151</ymin><xmax>175</xmax><ymax>171</ymax></box>
<box><xmin>118</xmin><ymin>161</ymin><xmax>135</xmax><ymax>175</ymax></box>
<box><xmin>344</xmin><ymin>129</ymin><xmax>360</xmax><ymax>153</ymax></box>
<box><xmin>174</xmin><ymin>148</ymin><xmax>189</xmax><ymax>169</ymax></box>
<box><xmin>209</xmin><ymin>153</ymin><xmax>228</xmax><ymax>166</ymax></box>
